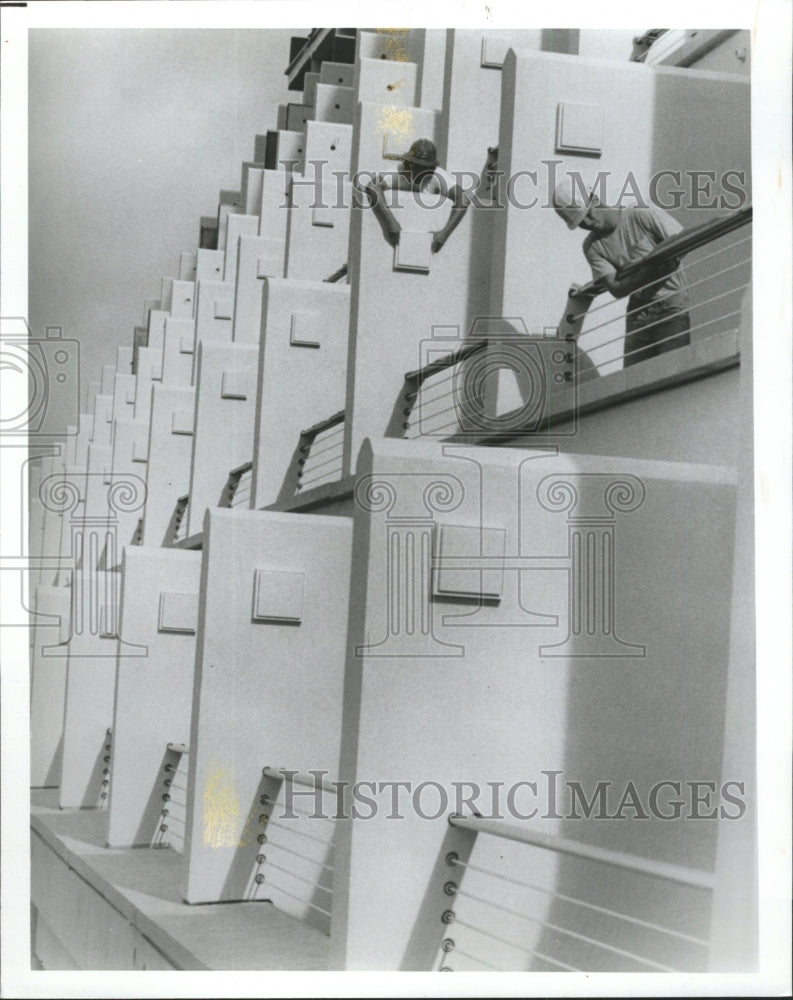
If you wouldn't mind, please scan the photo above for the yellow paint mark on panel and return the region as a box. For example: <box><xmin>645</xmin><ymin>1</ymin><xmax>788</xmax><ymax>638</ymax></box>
<box><xmin>376</xmin><ymin>27</ymin><xmax>409</xmax><ymax>62</ymax></box>
<box><xmin>202</xmin><ymin>760</ymin><xmax>241</xmax><ymax>847</ymax></box>
<box><xmin>375</xmin><ymin>106</ymin><xmax>415</xmax><ymax>147</ymax></box>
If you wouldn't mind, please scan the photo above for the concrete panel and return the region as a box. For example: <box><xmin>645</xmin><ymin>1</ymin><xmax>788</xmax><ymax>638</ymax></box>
<box><xmin>194</xmin><ymin>279</ymin><xmax>234</xmax><ymax>357</ymax></box>
<box><xmin>183</xmin><ymin>509</ymin><xmax>353</xmax><ymax>910</ymax></box>
<box><xmin>108</xmin><ymin>547</ymin><xmax>201</xmax><ymax>848</ymax></box>
<box><xmin>196</xmin><ymin>249</ymin><xmax>225</xmax><ymax>281</ymax></box>
<box><xmin>274</xmin><ymin>130</ymin><xmax>306</xmax><ymax>172</ymax></box>
<box><xmin>284</xmin><ymin>176</ymin><xmax>351</xmax><ymax>281</ymax></box>
<box><xmin>353</xmin><ymin>57</ymin><xmax>418</xmax><ymax>110</ymax></box>
<box><xmin>303</xmin><ymin>120</ymin><xmax>353</xmax><ymax>176</ymax></box>
<box><xmin>170</xmin><ymin>280</ymin><xmax>196</xmax><ymax>319</ymax></box>
<box><xmin>32</xmin><ymin>832</ymin><xmax>138</xmax><ymax>969</ymax></box>
<box><xmin>320</xmin><ymin>61</ymin><xmax>354</xmax><ymax>88</ymax></box>
<box><xmin>116</xmin><ymin>345</ymin><xmax>133</xmax><ymax>373</ymax></box>
<box><xmin>142</xmin><ymin>385</ymin><xmax>195</xmax><ymax>546</ymax></box>
<box><xmin>314</xmin><ymin>83</ymin><xmax>354</xmax><ymax>125</ymax></box>
<box><xmin>440</xmin><ymin>29</ymin><xmax>542</xmax><ymax>168</ymax></box>
<box><xmin>160</xmin><ymin>278</ymin><xmax>174</xmax><ymax>313</ymax></box>
<box><xmin>330</xmin><ymin>438</ymin><xmax>736</xmax><ymax>969</ymax></box>
<box><xmin>179</xmin><ymin>251</ymin><xmax>197</xmax><ymax>281</ymax></box>
<box><xmin>343</xmin><ymin>175</ymin><xmax>488</xmax><ymax>474</ymax></box>
<box><xmin>232</xmin><ymin>234</ymin><xmax>283</xmax><ymax>344</ymax></box>
<box><xmin>91</xmin><ymin>394</ymin><xmax>113</xmax><ymax>447</ymax></box>
<box><xmin>30</xmin><ymin>585</ymin><xmax>72</xmax><ymax>786</ymax></box>
<box><xmin>407</xmin><ymin>29</ymin><xmax>446</xmax><ymax>111</ymax></box>
<box><xmin>240</xmin><ymin>163</ymin><xmax>264</xmax><ymax>216</ymax></box>
<box><xmin>133</xmin><ymin>347</ymin><xmax>163</xmax><ymax>427</ymax></box>
<box><xmin>224</xmin><ymin>213</ymin><xmax>259</xmax><ymax>283</ymax></box>
<box><xmin>186</xmin><ymin>341</ymin><xmax>258</xmax><ymax>536</ymax></box>
<box><xmin>286</xmin><ymin>102</ymin><xmax>314</xmax><ymax>132</ymax></box>
<box><xmin>259</xmin><ymin>168</ymin><xmax>290</xmax><ymax>241</ymax></box>
<box><xmin>160</xmin><ymin>316</ymin><xmax>196</xmax><ymax>387</ymax></box>
<box><xmin>147</xmin><ymin>310</ymin><xmax>168</xmax><ymax>352</ymax></box>
<box><xmin>111</xmin><ymin>373</ymin><xmax>136</xmax><ymax>423</ymax></box>
<box><xmin>251</xmin><ymin>280</ymin><xmax>350</xmax><ymax>509</ymax></box>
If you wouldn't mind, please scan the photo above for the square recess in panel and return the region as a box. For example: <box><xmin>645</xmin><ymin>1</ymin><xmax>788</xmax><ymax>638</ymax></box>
<box><xmin>555</xmin><ymin>102</ymin><xmax>605</xmax><ymax>156</ymax></box>
<box><xmin>158</xmin><ymin>593</ymin><xmax>198</xmax><ymax>634</ymax></box>
<box><xmin>434</xmin><ymin>524</ymin><xmax>506</xmax><ymax>600</ymax></box>
<box><xmin>252</xmin><ymin>570</ymin><xmax>305</xmax><ymax>623</ymax></box>
<box><xmin>394</xmin><ymin>231</ymin><xmax>432</xmax><ymax>273</ymax></box>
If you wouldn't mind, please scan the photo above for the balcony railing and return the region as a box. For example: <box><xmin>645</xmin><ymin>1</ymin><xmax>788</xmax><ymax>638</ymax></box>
<box><xmin>562</xmin><ymin>206</ymin><xmax>752</xmax><ymax>379</ymax></box>
<box><xmin>253</xmin><ymin>767</ymin><xmax>338</xmax><ymax>933</ymax></box>
<box><xmin>435</xmin><ymin>813</ymin><xmax>714</xmax><ymax>972</ymax></box>
<box><xmin>220</xmin><ymin>461</ymin><xmax>253</xmax><ymax>509</ymax></box>
<box><xmin>294</xmin><ymin>409</ymin><xmax>346</xmax><ymax>494</ymax></box>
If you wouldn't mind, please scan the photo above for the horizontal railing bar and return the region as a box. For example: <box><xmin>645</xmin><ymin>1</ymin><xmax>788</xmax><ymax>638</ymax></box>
<box><xmin>455</xmin><ymin>940</ymin><xmax>580</xmax><ymax>973</ymax></box>
<box><xmin>582</xmin><ymin>308</ymin><xmax>743</xmax><ymax>372</ymax></box>
<box><xmin>454</xmin><ymin>913</ymin><xmax>676</xmax><ymax>972</ymax></box>
<box><xmin>263</xmin><ymin>879</ymin><xmax>332</xmax><ymax>919</ymax></box>
<box><xmin>450</xmin><ymin>857</ymin><xmax>708</xmax><ymax>945</ymax></box>
<box><xmin>298</xmin><ymin>451</ymin><xmax>345</xmax><ymax>478</ymax></box>
<box><xmin>448</xmin><ymin>814</ymin><xmax>714</xmax><ymax>890</ymax></box>
<box><xmin>573</xmin><ymin>207</ymin><xmax>752</xmax><ymax>299</ymax></box>
<box><xmin>299</xmin><ymin>409</ymin><xmax>345</xmax><ymax>441</ymax></box>
<box><xmin>263</xmin><ymin>766</ymin><xmax>340</xmax><ymax>795</ymax></box>
<box><xmin>267</xmin><ymin>841</ymin><xmax>335</xmax><ymax>873</ymax></box>
<box><xmin>567</xmin><ymin>234</ymin><xmax>753</xmax><ymax>323</ymax></box>
<box><xmin>323</xmin><ymin>262</ymin><xmax>349</xmax><ymax>283</ymax></box>
<box><xmin>264</xmin><ymin>859</ymin><xmax>333</xmax><ymax>893</ymax></box>
<box><xmin>263</xmin><ymin>818</ymin><xmax>331</xmax><ymax>846</ymax></box>
<box><xmin>404</xmin><ymin>339</ymin><xmax>487</xmax><ymax>384</ymax></box>
<box><xmin>227</xmin><ymin>460</ymin><xmax>254</xmax><ymax>478</ymax></box>
<box><xmin>573</xmin><ymin>255</ymin><xmax>750</xmax><ymax>335</ymax></box>
<box><xmin>297</xmin><ymin>469</ymin><xmax>344</xmax><ymax>490</ymax></box>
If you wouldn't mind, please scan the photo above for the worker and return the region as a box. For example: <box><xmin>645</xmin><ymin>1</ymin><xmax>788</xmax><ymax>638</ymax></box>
<box><xmin>552</xmin><ymin>178</ymin><xmax>691</xmax><ymax>367</ymax></box>
<box><xmin>361</xmin><ymin>139</ymin><xmax>470</xmax><ymax>254</ymax></box>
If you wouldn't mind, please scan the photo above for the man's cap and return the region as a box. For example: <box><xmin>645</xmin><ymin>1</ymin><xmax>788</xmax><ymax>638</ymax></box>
<box><xmin>552</xmin><ymin>177</ymin><xmax>592</xmax><ymax>230</ymax></box>
<box><xmin>403</xmin><ymin>139</ymin><xmax>438</xmax><ymax>168</ymax></box>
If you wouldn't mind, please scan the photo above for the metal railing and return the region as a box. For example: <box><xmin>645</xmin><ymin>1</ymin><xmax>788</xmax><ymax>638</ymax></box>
<box><xmin>295</xmin><ymin>409</ymin><xmax>345</xmax><ymax>493</ymax></box>
<box><xmin>562</xmin><ymin>207</ymin><xmax>752</xmax><ymax>378</ymax></box>
<box><xmin>167</xmin><ymin>494</ymin><xmax>190</xmax><ymax>545</ymax></box>
<box><xmin>220</xmin><ymin>461</ymin><xmax>253</xmax><ymax>509</ymax></box>
<box><xmin>436</xmin><ymin>813</ymin><xmax>714</xmax><ymax>972</ymax></box>
<box><xmin>154</xmin><ymin>742</ymin><xmax>190</xmax><ymax>853</ymax></box>
<box><xmin>252</xmin><ymin>766</ymin><xmax>337</xmax><ymax>931</ymax></box>
<box><xmin>323</xmin><ymin>263</ymin><xmax>348</xmax><ymax>284</ymax></box>
<box><xmin>400</xmin><ymin>340</ymin><xmax>488</xmax><ymax>440</ymax></box>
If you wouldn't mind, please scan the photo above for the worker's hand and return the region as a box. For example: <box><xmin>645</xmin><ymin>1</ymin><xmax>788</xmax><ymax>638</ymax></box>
<box><xmin>568</xmin><ymin>282</ymin><xmax>591</xmax><ymax>299</ymax></box>
<box><xmin>431</xmin><ymin>232</ymin><xmax>446</xmax><ymax>254</ymax></box>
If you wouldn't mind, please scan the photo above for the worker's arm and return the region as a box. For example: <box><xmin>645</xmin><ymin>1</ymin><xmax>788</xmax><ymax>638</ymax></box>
<box><xmin>596</xmin><ymin>255</ymin><xmax>681</xmax><ymax>300</ymax></box>
<box><xmin>431</xmin><ymin>185</ymin><xmax>471</xmax><ymax>254</ymax></box>
<box><xmin>362</xmin><ymin>178</ymin><xmax>402</xmax><ymax>247</ymax></box>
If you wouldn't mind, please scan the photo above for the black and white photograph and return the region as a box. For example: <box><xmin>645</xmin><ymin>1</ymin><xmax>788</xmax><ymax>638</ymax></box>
<box><xmin>1</xmin><ymin>1</ymin><xmax>790</xmax><ymax>996</ymax></box>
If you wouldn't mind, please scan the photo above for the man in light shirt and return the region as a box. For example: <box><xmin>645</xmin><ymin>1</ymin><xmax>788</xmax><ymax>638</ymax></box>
<box><xmin>553</xmin><ymin>179</ymin><xmax>691</xmax><ymax>368</ymax></box>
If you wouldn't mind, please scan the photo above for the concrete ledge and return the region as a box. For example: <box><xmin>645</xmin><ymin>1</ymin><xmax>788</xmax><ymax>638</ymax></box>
<box><xmin>31</xmin><ymin>791</ymin><xmax>330</xmax><ymax>971</ymax></box>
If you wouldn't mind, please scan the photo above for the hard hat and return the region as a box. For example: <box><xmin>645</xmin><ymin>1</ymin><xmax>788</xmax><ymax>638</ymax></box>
<box><xmin>403</xmin><ymin>139</ymin><xmax>438</xmax><ymax>168</ymax></box>
<box><xmin>552</xmin><ymin>177</ymin><xmax>592</xmax><ymax>230</ymax></box>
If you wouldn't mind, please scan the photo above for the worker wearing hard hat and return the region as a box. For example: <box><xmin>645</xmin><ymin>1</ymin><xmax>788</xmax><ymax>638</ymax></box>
<box><xmin>362</xmin><ymin>139</ymin><xmax>471</xmax><ymax>254</ymax></box>
<box><xmin>552</xmin><ymin>178</ymin><xmax>690</xmax><ymax>368</ymax></box>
